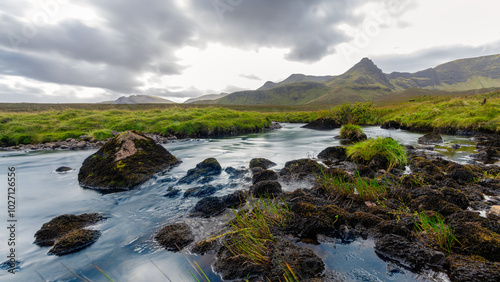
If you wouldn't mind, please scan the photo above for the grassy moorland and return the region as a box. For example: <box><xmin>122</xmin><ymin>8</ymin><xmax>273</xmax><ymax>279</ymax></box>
<box><xmin>0</xmin><ymin>90</ymin><xmax>499</xmax><ymax>146</ymax></box>
<box><xmin>378</xmin><ymin>91</ymin><xmax>500</xmax><ymax>133</ymax></box>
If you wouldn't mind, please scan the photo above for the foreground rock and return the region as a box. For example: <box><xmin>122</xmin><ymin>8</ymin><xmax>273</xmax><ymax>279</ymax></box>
<box><xmin>301</xmin><ymin>117</ymin><xmax>340</xmax><ymax>130</ymax></box>
<box><xmin>78</xmin><ymin>131</ymin><xmax>180</xmax><ymax>192</ymax></box>
<box><xmin>155</xmin><ymin>223</ymin><xmax>194</xmax><ymax>251</ymax></box>
<box><xmin>417</xmin><ymin>132</ymin><xmax>443</xmax><ymax>145</ymax></box>
<box><xmin>317</xmin><ymin>146</ymin><xmax>347</xmax><ymax>163</ymax></box>
<box><xmin>34</xmin><ymin>213</ymin><xmax>105</xmax><ymax>255</ymax></box>
<box><xmin>191</xmin><ymin>190</ymin><xmax>247</xmax><ymax>217</ymax></box>
<box><xmin>249</xmin><ymin>158</ymin><xmax>276</xmax><ymax>170</ymax></box>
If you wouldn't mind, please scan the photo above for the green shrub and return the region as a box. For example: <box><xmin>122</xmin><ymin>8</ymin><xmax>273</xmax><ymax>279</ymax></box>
<box><xmin>347</xmin><ymin>137</ymin><xmax>408</xmax><ymax>170</ymax></box>
<box><xmin>339</xmin><ymin>124</ymin><xmax>367</xmax><ymax>141</ymax></box>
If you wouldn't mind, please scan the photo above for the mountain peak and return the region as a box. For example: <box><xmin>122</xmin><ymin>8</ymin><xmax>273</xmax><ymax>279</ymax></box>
<box><xmin>328</xmin><ymin>57</ymin><xmax>394</xmax><ymax>89</ymax></box>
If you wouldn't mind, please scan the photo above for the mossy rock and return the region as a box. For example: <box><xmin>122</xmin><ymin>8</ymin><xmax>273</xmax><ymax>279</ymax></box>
<box><xmin>177</xmin><ymin>158</ymin><xmax>222</xmax><ymax>185</ymax></box>
<box><xmin>451</xmin><ymin>222</ymin><xmax>500</xmax><ymax>262</ymax></box>
<box><xmin>78</xmin><ymin>130</ymin><xmax>180</xmax><ymax>191</ymax></box>
<box><xmin>155</xmin><ymin>223</ymin><xmax>194</xmax><ymax>251</ymax></box>
<box><xmin>249</xmin><ymin>158</ymin><xmax>276</xmax><ymax>170</ymax></box>
<box><xmin>34</xmin><ymin>213</ymin><xmax>105</xmax><ymax>246</ymax></box>
<box><xmin>280</xmin><ymin>158</ymin><xmax>325</xmax><ymax>177</ymax></box>
<box><xmin>339</xmin><ymin>125</ymin><xmax>367</xmax><ymax>142</ymax></box>
<box><xmin>252</xmin><ymin>169</ymin><xmax>278</xmax><ymax>184</ymax></box>
<box><xmin>48</xmin><ymin>229</ymin><xmax>101</xmax><ymax>256</ymax></box>
<box><xmin>447</xmin><ymin>254</ymin><xmax>500</xmax><ymax>282</ymax></box>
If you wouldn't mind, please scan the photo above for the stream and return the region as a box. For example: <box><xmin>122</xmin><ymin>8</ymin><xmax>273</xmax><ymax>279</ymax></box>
<box><xmin>0</xmin><ymin>124</ymin><xmax>480</xmax><ymax>281</ymax></box>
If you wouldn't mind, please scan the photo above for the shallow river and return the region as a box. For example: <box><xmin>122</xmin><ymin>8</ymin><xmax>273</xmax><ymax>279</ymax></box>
<box><xmin>0</xmin><ymin>124</ymin><xmax>479</xmax><ymax>281</ymax></box>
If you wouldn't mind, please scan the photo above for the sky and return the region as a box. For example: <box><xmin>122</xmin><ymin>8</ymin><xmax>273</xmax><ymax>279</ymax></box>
<box><xmin>0</xmin><ymin>0</ymin><xmax>499</xmax><ymax>103</ymax></box>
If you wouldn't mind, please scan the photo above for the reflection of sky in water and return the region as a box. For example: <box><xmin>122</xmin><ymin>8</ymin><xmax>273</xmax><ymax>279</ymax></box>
<box><xmin>0</xmin><ymin>124</ymin><xmax>474</xmax><ymax>281</ymax></box>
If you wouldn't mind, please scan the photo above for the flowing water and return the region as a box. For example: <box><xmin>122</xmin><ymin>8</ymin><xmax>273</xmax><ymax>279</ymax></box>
<box><xmin>0</xmin><ymin>125</ymin><xmax>480</xmax><ymax>281</ymax></box>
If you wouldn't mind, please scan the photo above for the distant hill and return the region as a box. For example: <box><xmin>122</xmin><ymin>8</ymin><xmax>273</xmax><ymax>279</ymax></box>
<box><xmin>196</xmin><ymin>54</ymin><xmax>500</xmax><ymax>105</ymax></box>
<box><xmin>103</xmin><ymin>95</ymin><xmax>176</xmax><ymax>104</ymax></box>
<box><xmin>184</xmin><ymin>93</ymin><xmax>230</xmax><ymax>103</ymax></box>
<box><xmin>258</xmin><ymin>74</ymin><xmax>334</xmax><ymax>90</ymax></box>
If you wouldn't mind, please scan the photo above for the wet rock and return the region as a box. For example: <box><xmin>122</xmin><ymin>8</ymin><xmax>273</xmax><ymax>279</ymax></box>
<box><xmin>249</xmin><ymin>158</ymin><xmax>276</xmax><ymax>170</ymax></box>
<box><xmin>302</xmin><ymin>117</ymin><xmax>340</xmax><ymax>130</ymax></box>
<box><xmin>488</xmin><ymin>205</ymin><xmax>500</xmax><ymax>221</ymax></box>
<box><xmin>184</xmin><ymin>184</ymin><xmax>221</xmax><ymax>198</ymax></box>
<box><xmin>55</xmin><ymin>166</ymin><xmax>72</xmax><ymax>173</ymax></box>
<box><xmin>155</xmin><ymin>223</ymin><xmax>194</xmax><ymax>251</ymax></box>
<box><xmin>409</xmin><ymin>194</ymin><xmax>462</xmax><ymax>216</ymax></box>
<box><xmin>48</xmin><ymin>229</ymin><xmax>101</xmax><ymax>256</ymax></box>
<box><xmin>375</xmin><ymin>234</ymin><xmax>446</xmax><ymax>269</ymax></box>
<box><xmin>34</xmin><ymin>213</ymin><xmax>105</xmax><ymax>247</ymax></box>
<box><xmin>452</xmin><ymin>143</ymin><xmax>461</xmax><ymax>150</ymax></box>
<box><xmin>78</xmin><ymin>131</ymin><xmax>180</xmax><ymax>192</ymax></box>
<box><xmin>280</xmin><ymin>159</ymin><xmax>325</xmax><ymax>178</ymax></box>
<box><xmin>268</xmin><ymin>241</ymin><xmax>325</xmax><ymax>281</ymax></box>
<box><xmin>317</xmin><ymin>146</ymin><xmax>347</xmax><ymax>162</ymax></box>
<box><xmin>348</xmin><ymin>212</ymin><xmax>383</xmax><ymax>229</ymax></box>
<box><xmin>417</xmin><ymin>132</ymin><xmax>443</xmax><ymax>145</ymax></box>
<box><xmin>178</xmin><ymin>158</ymin><xmax>222</xmax><ymax>185</ymax></box>
<box><xmin>368</xmin><ymin>155</ymin><xmax>389</xmax><ymax>171</ymax></box>
<box><xmin>252</xmin><ymin>169</ymin><xmax>278</xmax><ymax>184</ymax></box>
<box><xmin>222</xmin><ymin>190</ymin><xmax>247</xmax><ymax>208</ymax></box>
<box><xmin>250</xmin><ymin>180</ymin><xmax>282</xmax><ymax>198</ymax></box>
<box><xmin>447</xmin><ymin>254</ymin><xmax>500</xmax><ymax>282</ymax></box>
<box><xmin>288</xmin><ymin>203</ymin><xmax>348</xmax><ymax>237</ymax></box>
<box><xmin>163</xmin><ymin>186</ymin><xmax>181</xmax><ymax>198</ymax></box>
<box><xmin>191</xmin><ymin>196</ymin><xmax>226</xmax><ymax>217</ymax></box>
<box><xmin>381</xmin><ymin>120</ymin><xmax>400</xmax><ymax>130</ymax></box>
<box><xmin>191</xmin><ymin>238</ymin><xmax>218</xmax><ymax>255</ymax></box>
<box><xmin>450</xmin><ymin>220</ymin><xmax>500</xmax><ymax>262</ymax></box>
<box><xmin>213</xmin><ymin>244</ymin><xmax>265</xmax><ymax>280</ymax></box>
<box><xmin>376</xmin><ymin>220</ymin><xmax>412</xmax><ymax>239</ymax></box>
<box><xmin>225</xmin><ymin>166</ymin><xmax>247</xmax><ymax>179</ymax></box>
<box><xmin>439</xmin><ymin>187</ymin><xmax>469</xmax><ymax>209</ymax></box>
<box><xmin>446</xmin><ymin>163</ymin><xmax>475</xmax><ymax>183</ymax></box>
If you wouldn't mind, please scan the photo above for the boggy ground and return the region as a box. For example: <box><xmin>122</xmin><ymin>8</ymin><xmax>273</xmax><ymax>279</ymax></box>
<box><xmin>171</xmin><ymin>134</ymin><xmax>500</xmax><ymax>282</ymax></box>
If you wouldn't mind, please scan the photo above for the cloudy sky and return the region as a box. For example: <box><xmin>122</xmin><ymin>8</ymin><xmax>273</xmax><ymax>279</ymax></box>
<box><xmin>1</xmin><ymin>0</ymin><xmax>499</xmax><ymax>103</ymax></box>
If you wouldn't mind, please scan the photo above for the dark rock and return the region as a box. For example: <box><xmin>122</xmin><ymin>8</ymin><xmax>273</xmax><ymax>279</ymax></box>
<box><xmin>317</xmin><ymin>146</ymin><xmax>347</xmax><ymax>162</ymax></box>
<box><xmin>55</xmin><ymin>166</ymin><xmax>72</xmax><ymax>173</ymax></box>
<box><xmin>191</xmin><ymin>196</ymin><xmax>226</xmax><ymax>217</ymax></box>
<box><xmin>409</xmin><ymin>195</ymin><xmax>462</xmax><ymax>216</ymax></box>
<box><xmin>213</xmin><ymin>245</ymin><xmax>265</xmax><ymax>280</ymax></box>
<box><xmin>250</xmin><ymin>180</ymin><xmax>282</xmax><ymax>198</ymax></box>
<box><xmin>381</xmin><ymin>120</ymin><xmax>400</xmax><ymax>130</ymax></box>
<box><xmin>34</xmin><ymin>213</ymin><xmax>105</xmax><ymax>247</ymax></box>
<box><xmin>191</xmin><ymin>238</ymin><xmax>218</xmax><ymax>255</ymax></box>
<box><xmin>280</xmin><ymin>158</ymin><xmax>325</xmax><ymax>177</ymax></box>
<box><xmin>184</xmin><ymin>185</ymin><xmax>221</xmax><ymax>198</ymax></box>
<box><xmin>368</xmin><ymin>155</ymin><xmax>389</xmax><ymax>171</ymax></box>
<box><xmin>302</xmin><ymin>117</ymin><xmax>341</xmax><ymax>130</ymax></box>
<box><xmin>178</xmin><ymin>158</ymin><xmax>222</xmax><ymax>185</ymax></box>
<box><xmin>225</xmin><ymin>166</ymin><xmax>247</xmax><ymax>179</ymax></box>
<box><xmin>249</xmin><ymin>158</ymin><xmax>276</xmax><ymax>170</ymax></box>
<box><xmin>357</xmin><ymin>165</ymin><xmax>376</xmax><ymax>178</ymax></box>
<box><xmin>448</xmin><ymin>254</ymin><xmax>500</xmax><ymax>282</ymax></box>
<box><xmin>376</xmin><ymin>220</ymin><xmax>412</xmax><ymax>239</ymax></box>
<box><xmin>417</xmin><ymin>132</ymin><xmax>443</xmax><ymax>145</ymax></box>
<box><xmin>452</xmin><ymin>143</ymin><xmax>461</xmax><ymax>150</ymax></box>
<box><xmin>375</xmin><ymin>234</ymin><xmax>446</xmax><ymax>269</ymax></box>
<box><xmin>349</xmin><ymin>212</ymin><xmax>383</xmax><ymax>229</ymax></box>
<box><xmin>155</xmin><ymin>223</ymin><xmax>194</xmax><ymax>251</ymax></box>
<box><xmin>222</xmin><ymin>190</ymin><xmax>247</xmax><ymax>208</ymax></box>
<box><xmin>288</xmin><ymin>203</ymin><xmax>348</xmax><ymax>237</ymax></box>
<box><xmin>439</xmin><ymin>187</ymin><xmax>469</xmax><ymax>209</ymax></box>
<box><xmin>252</xmin><ymin>169</ymin><xmax>278</xmax><ymax>184</ymax></box>
<box><xmin>78</xmin><ymin>131</ymin><xmax>180</xmax><ymax>191</ymax></box>
<box><xmin>48</xmin><ymin>229</ymin><xmax>101</xmax><ymax>256</ymax></box>
<box><xmin>268</xmin><ymin>241</ymin><xmax>325</xmax><ymax>281</ymax></box>
<box><xmin>163</xmin><ymin>186</ymin><xmax>181</xmax><ymax>198</ymax></box>
<box><xmin>446</xmin><ymin>163</ymin><xmax>475</xmax><ymax>183</ymax></box>
<box><xmin>451</xmin><ymin>221</ymin><xmax>500</xmax><ymax>262</ymax></box>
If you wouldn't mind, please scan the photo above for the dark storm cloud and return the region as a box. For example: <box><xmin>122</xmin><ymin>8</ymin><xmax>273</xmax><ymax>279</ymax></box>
<box><xmin>373</xmin><ymin>41</ymin><xmax>500</xmax><ymax>73</ymax></box>
<box><xmin>0</xmin><ymin>0</ymin><xmax>414</xmax><ymax>100</ymax></box>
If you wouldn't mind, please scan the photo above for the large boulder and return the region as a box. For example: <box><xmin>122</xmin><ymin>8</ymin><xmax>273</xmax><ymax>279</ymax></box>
<box><xmin>317</xmin><ymin>146</ymin><xmax>347</xmax><ymax>162</ymax></box>
<box><xmin>78</xmin><ymin>130</ymin><xmax>180</xmax><ymax>191</ymax></box>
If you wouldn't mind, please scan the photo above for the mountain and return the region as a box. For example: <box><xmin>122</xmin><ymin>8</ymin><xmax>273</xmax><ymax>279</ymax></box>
<box><xmin>388</xmin><ymin>54</ymin><xmax>500</xmax><ymax>91</ymax></box>
<box><xmin>104</xmin><ymin>95</ymin><xmax>176</xmax><ymax>104</ymax></box>
<box><xmin>193</xmin><ymin>54</ymin><xmax>500</xmax><ymax>106</ymax></box>
<box><xmin>184</xmin><ymin>92</ymin><xmax>231</xmax><ymax>103</ymax></box>
<box><xmin>258</xmin><ymin>74</ymin><xmax>334</xmax><ymax>90</ymax></box>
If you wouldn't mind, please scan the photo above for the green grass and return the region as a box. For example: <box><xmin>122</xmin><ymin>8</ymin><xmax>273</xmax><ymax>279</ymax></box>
<box><xmin>339</xmin><ymin>124</ymin><xmax>365</xmax><ymax>140</ymax></box>
<box><xmin>414</xmin><ymin>212</ymin><xmax>460</xmax><ymax>254</ymax></box>
<box><xmin>347</xmin><ymin>137</ymin><xmax>408</xmax><ymax>170</ymax></box>
<box><xmin>318</xmin><ymin>170</ymin><xmax>388</xmax><ymax>201</ymax></box>
<box><xmin>224</xmin><ymin>198</ymin><xmax>290</xmax><ymax>266</ymax></box>
<box><xmin>379</xmin><ymin>91</ymin><xmax>500</xmax><ymax>133</ymax></box>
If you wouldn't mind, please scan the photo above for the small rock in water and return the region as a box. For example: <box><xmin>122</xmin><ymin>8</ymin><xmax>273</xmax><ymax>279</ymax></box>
<box><xmin>452</xmin><ymin>143</ymin><xmax>461</xmax><ymax>150</ymax></box>
<box><xmin>163</xmin><ymin>186</ymin><xmax>181</xmax><ymax>198</ymax></box>
<box><xmin>417</xmin><ymin>132</ymin><xmax>443</xmax><ymax>145</ymax></box>
<box><xmin>155</xmin><ymin>223</ymin><xmax>194</xmax><ymax>251</ymax></box>
<box><xmin>191</xmin><ymin>196</ymin><xmax>226</xmax><ymax>217</ymax></box>
<box><xmin>48</xmin><ymin>229</ymin><xmax>101</xmax><ymax>256</ymax></box>
<box><xmin>177</xmin><ymin>158</ymin><xmax>222</xmax><ymax>185</ymax></box>
<box><xmin>55</xmin><ymin>166</ymin><xmax>72</xmax><ymax>173</ymax></box>
<box><xmin>249</xmin><ymin>158</ymin><xmax>276</xmax><ymax>170</ymax></box>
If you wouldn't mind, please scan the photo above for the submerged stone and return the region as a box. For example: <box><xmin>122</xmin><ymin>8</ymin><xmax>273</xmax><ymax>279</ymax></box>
<box><xmin>302</xmin><ymin>117</ymin><xmax>340</xmax><ymax>130</ymax></box>
<box><xmin>78</xmin><ymin>130</ymin><xmax>180</xmax><ymax>192</ymax></box>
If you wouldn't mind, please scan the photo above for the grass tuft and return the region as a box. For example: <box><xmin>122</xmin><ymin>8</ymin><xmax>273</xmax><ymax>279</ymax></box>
<box><xmin>347</xmin><ymin>137</ymin><xmax>408</xmax><ymax>170</ymax></box>
<box><xmin>414</xmin><ymin>212</ymin><xmax>460</xmax><ymax>254</ymax></box>
<box><xmin>318</xmin><ymin>170</ymin><xmax>388</xmax><ymax>201</ymax></box>
<box><xmin>339</xmin><ymin>124</ymin><xmax>366</xmax><ymax>140</ymax></box>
